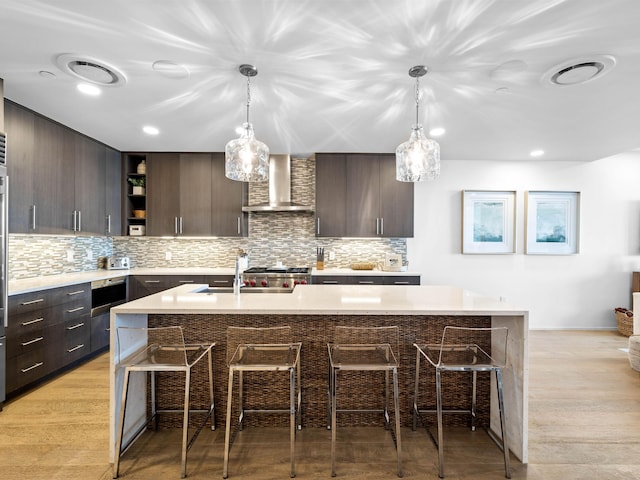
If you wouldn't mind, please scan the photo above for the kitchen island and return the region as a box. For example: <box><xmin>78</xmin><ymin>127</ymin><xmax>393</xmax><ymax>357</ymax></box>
<box><xmin>110</xmin><ymin>283</ymin><xmax>529</xmax><ymax>463</ymax></box>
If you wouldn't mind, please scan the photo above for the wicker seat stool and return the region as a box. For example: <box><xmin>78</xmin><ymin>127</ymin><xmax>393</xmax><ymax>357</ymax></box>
<box><xmin>413</xmin><ymin>326</ymin><xmax>511</xmax><ymax>479</ymax></box>
<box><xmin>328</xmin><ymin>325</ymin><xmax>402</xmax><ymax>477</ymax></box>
<box><xmin>113</xmin><ymin>326</ymin><xmax>215</xmax><ymax>479</ymax></box>
<box><xmin>223</xmin><ymin>326</ymin><xmax>302</xmax><ymax>478</ymax></box>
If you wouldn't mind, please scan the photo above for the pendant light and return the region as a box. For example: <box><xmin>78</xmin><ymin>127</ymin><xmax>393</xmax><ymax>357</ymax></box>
<box><xmin>225</xmin><ymin>64</ymin><xmax>270</xmax><ymax>182</ymax></box>
<box><xmin>395</xmin><ymin>65</ymin><xmax>440</xmax><ymax>182</ymax></box>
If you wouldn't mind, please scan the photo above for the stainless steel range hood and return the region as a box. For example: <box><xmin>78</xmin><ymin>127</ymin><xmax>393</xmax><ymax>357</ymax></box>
<box><xmin>242</xmin><ymin>154</ymin><xmax>314</xmax><ymax>212</ymax></box>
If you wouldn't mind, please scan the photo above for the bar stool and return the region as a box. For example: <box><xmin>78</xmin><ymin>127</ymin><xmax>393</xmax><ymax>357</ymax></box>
<box><xmin>413</xmin><ymin>326</ymin><xmax>511</xmax><ymax>478</ymax></box>
<box><xmin>327</xmin><ymin>325</ymin><xmax>402</xmax><ymax>477</ymax></box>
<box><xmin>223</xmin><ymin>326</ymin><xmax>302</xmax><ymax>478</ymax></box>
<box><xmin>113</xmin><ymin>326</ymin><xmax>215</xmax><ymax>479</ymax></box>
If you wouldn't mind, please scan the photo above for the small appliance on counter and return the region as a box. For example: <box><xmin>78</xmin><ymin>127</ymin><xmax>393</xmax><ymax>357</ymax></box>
<box><xmin>129</xmin><ymin>225</ymin><xmax>145</xmax><ymax>236</ymax></box>
<box><xmin>106</xmin><ymin>256</ymin><xmax>130</xmax><ymax>270</ymax></box>
<box><xmin>382</xmin><ymin>253</ymin><xmax>403</xmax><ymax>272</ymax></box>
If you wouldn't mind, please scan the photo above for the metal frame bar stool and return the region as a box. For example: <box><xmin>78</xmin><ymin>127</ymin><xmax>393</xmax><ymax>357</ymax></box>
<box><xmin>113</xmin><ymin>326</ymin><xmax>215</xmax><ymax>479</ymax></box>
<box><xmin>413</xmin><ymin>326</ymin><xmax>511</xmax><ymax>478</ymax></box>
<box><xmin>327</xmin><ymin>325</ymin><xmax>402</xmax><ymax>477</ymax></box>
<box><xmin>223</xmin><ymin>326</ymin><xmax>302</xmax><ymax>478</ymax></box>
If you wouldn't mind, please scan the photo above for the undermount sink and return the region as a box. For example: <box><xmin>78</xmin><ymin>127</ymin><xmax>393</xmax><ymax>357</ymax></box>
<box><xmin>195</xmin><ymin>286</ymin><xmax>293</xmax><ymax>294</ymax></box>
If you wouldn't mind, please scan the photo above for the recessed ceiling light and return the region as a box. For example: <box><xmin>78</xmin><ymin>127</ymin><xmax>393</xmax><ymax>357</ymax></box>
<box><xmin>77</xmin><ymin>83</ymin><xmax>101</xmax><ymax>96</ymax></box>
<box><xmin>530</xmin><ymin>149</ymin><xmax>544</xmax><ymax>157</ymax></box>
<box><xmin>143</xmin><ymin>126</ymin><xmax>159</xmax><ymax>135</ymax></box>
<box><xmin>429</xmin><ymin>127</ymin><xmax>445</xmax><ymax>137</ymax></box>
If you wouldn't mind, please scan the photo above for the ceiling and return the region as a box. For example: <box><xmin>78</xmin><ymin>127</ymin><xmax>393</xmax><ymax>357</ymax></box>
<box><xmin>1</xmin><ymin>0</ymin><xmax>640</xmax><ymax>162</ymax></box>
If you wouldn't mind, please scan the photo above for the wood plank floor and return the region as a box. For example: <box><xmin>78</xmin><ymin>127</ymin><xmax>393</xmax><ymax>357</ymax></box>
<box><xmin>0</xmin><ymin>330</ymin><xmax>638</xmax><ymax>479</ymax></box>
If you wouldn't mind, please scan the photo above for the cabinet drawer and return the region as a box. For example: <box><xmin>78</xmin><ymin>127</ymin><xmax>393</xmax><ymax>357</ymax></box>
<box><xmin>8</xmin><ymin>307</ymin><xmax>57</xmax><ymax>333</ymax></box>
<box><xmin>60</xmin><ymin>300</ymin><xmax>90</xmax><ymax>322</ymax></box>
<box><xmin>352</xmin><ymin>276</ymin><xmax>384</xmax><ymax>285</ymax></box>
<box><xmin>311</xmin><ymin>275</ymin><xmax>349</xmax><ymax>285</ymax></box>
<box><xmin>63</xmin><ymin>317</ymin><xmax>91</xmax><ymax>365</ymax></box>
<box><xmin>9</xmin><ymin>290</ymin><xmax>55</xmax><ymax>315</ymax></box>
<box><xmin>206</xmin><ymin>275</ymin><xmax>234</xmax><ymax>287</ymax></box>
<box><xmin>55</xmin><ymin>283</ymin><xmax>91</xmax><ymax>305</ymax></box>
<box><xmin>7</xmin><ymin>326</ymin><xmax>48</xmax><ymax>359</ymax></box>
<box><xmin>383</xmin><ymin>276</ymin><xmax>420</xmax><ymax>285</ymax></box>
<box><xmin>7</xmin><ymin>349</ymin><xmax>51</xmax><ymax>393</ymax></box>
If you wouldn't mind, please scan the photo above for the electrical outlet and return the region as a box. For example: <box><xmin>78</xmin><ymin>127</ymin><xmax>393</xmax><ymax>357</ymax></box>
<box><xmin>165</xmin><ymin>251</ymin><xmax>172</xmax><ymax>261</ymax></box>
<box><xmin>86</xmin><ymin>248</ymin><xmax>93</xmax><ymax>261</ymax></box>
<box><xmin>329</xmin><ymin>251</ymin><xmax>336</xmax><ymax>260</ymax></box>
<box><xmin>66</xmin><ymin>249</ymin><xmax>74</xmax><ymax>262</ymax></box>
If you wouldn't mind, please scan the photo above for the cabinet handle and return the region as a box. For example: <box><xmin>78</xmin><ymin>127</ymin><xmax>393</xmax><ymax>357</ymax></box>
<box><xmin>178</xmin><ymin>280</ymin><xmax>194</xmax><ymax>283</ymax></box>
<box><xmin>358</xmin><ymin>281</ymin><xmax>375</xmax><ymax>284</ymax></box>
<box><xmin>144</xmin><ymin>280</ymin><xmax>161</xmax><ymax>284</ymax></box>
<box><xmin>21</xmin><ymin>298</ymin><xmax>44</xmax><ymax>306</ymax></box>
<box><xmin>107</xmin><ymin>214</ymin><xmax>111</xmax><ymax>234</ymax></box>
<box><xmin>31</xmin><ymin>204</ymin><xmax>37</xmax><ymax>230</ymax></box>
<box><xmin>67</xmin><ymin>290</ymin><xmax>86</xmax><ymax>296</ymax></box>
<box><xmin>237</xmin><ymin>217</ymin><xmax>241</xmax><ymax>235</ymax></box>
<box><xmin>21</xmin><ymin>317</ymin><xmax>44</xmax><ymax>326</ymax></box>
<box><xmin>317</xmin><ymin>217</ymin><xmax>320</xmax><ymax>235</ymax></box>
<box><xmin>393</xmin><ymin>281</ymin><xmax>410</xmax><ymax>285</ymax></box>
<box><xmin>322</xmin><ymin>280</ymin><xmax>338</xmax><ymax>284</ymax></box>
<box><xmin>175</xmin><ymin>216</ymin><xmax>179</xmax><ymax>235</ymax></box>
<box><xmin>72</xmin><ymin>210</ymin><xmax>77</xmax><ymax>232</ymax></box>
<box><xmin>380</xmin><ymin>217</ymin><xmax>384</xmax><ymax>236</ymax></box>
<box><xmin>66</xmin><ymin>322</ymin><xmax>85</xmax><ymax>330</ymax></box>
<box><xmin>66</xmin><ymin>306</ymin><xmax>85</xmax><ymax>313</ymax></box>
<box><xmin>22</xmin><ymin>362</ymin><xmax>44</xmax><ymax>373</ymax></box>
<box><xmin>22</xmin><ymin>336</ymin><xmax>44</xmax><ymax>346</ymax></box>
<box><xmin>376</xmin><ymin>217</ymin><xmax>380</xmax><ymax>235</ymax></box>
<box><xmin>212</xmin><ymin>280</ymin><xmax>228</xmax><ymax>284</ymax></box>
<box><xmin>67</xmin><ymin>344</ymin><xmax>85</xmax><ymax>353</ymax></box>
<box><xmin>78</xmin><ymin>210</ymin><xmax>82</xmax><ymax>232</ymax></box>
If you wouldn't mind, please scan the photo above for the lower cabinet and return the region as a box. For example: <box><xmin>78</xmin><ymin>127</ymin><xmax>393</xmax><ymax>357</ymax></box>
<box><xmin>129</xmin><ymin>274</ymin><xmax>234</xmax><ymax>300</ymax></box>
<box><xmin>90</xmin><ymin>312</ymin><xmax>111</xmax><ymax>353</ymax></box>
<box><xmin>311</xmin><ymin>275</ymin><xmax>420</xmax><ymax>285</ymax></box>
<box><xmin>6</xmin><ymin>283</ymin><xmax>92</xmax><ymax>396</ymax></box>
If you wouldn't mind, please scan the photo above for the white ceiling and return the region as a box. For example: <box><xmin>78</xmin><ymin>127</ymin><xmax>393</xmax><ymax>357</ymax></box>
<box><xmin>1</xmin><ymin>0</ymin><xmax>640</xmax><ymax>162</ymax></box>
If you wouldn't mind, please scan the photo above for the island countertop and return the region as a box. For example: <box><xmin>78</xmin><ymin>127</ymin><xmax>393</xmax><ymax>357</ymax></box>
<box><xmin>111</xmin><ymin>283</ymin><xmax>527</xmax><ymax>316</ymax></box>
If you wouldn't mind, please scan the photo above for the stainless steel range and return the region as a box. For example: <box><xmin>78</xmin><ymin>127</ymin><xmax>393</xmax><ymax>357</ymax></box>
<box><xmin>241</xmin><ymin>267</ymin><xmax>310</xmax><ymax>292</ymax></box>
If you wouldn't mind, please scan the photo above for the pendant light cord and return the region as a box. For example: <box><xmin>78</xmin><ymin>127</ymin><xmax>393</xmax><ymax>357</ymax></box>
<box><xmin>414</xmin><ymin>76</ymin><xmax>420</xmax><ymax>126</ymax></box>
<box><xmin>246</xmin><ymin>75</ymin><xmax>252</xmax><ymax>125</ymax></box>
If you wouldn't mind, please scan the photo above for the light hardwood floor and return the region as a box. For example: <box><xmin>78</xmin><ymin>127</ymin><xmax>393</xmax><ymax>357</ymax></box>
<box><xmin>0</xmin><ymin>330</ymin><xmax>638</xmax><ymax>479</ymax></box>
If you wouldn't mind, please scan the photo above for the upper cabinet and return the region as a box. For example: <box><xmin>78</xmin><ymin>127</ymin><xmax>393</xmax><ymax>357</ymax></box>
<box><xmin>315</xmin><ymin>153</ymin><xmax>413</xmax><ymax>238</ymax></box>
<box><xmin>5</xmin><ymin>101</ymin><xmax>117</xmax><ymax>235</ymax></box>
<box><xmin>125</xmin><ymin>151</ymin><xmax>247</xmax><ymax>237</ymax></box>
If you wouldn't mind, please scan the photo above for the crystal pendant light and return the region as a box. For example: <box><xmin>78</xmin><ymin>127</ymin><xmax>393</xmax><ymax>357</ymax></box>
<box><xmin>225</xmin><ymin>64</ymin><xmax>269</xmax><ymax>182</ymax></box>
<box><xmin>395</xmin><ymin>65</ymin><xmax>440</xmax><ymax>182</ymax></box>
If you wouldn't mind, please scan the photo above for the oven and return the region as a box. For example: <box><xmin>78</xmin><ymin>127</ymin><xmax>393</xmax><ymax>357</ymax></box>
<box><xmin>91</xmin><ymin>276</ymin><xmax>127</xmax><ymax>317</ymax></box>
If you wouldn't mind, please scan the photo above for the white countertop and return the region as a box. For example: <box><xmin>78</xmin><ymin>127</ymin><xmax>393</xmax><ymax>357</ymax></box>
<box><xmin>8</xmin><ymin>267</ymin><xmax>236</xmax><ymax>295</ymax></box>
<box><xmin>311</xmin><ymin>267</ymin><xmax>420</xmax><ymax>276</ymax></box>
<box><xmin>112</xmin><ymin>283</ymin><xmax>526</xmax><ymax>316</ymax></box>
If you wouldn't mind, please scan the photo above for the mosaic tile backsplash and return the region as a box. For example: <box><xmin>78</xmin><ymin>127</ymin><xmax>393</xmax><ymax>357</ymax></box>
<box><xmin>8</xmin><ymin>157</ymin><xmax>407</xmax><ymax>280</ymax></box>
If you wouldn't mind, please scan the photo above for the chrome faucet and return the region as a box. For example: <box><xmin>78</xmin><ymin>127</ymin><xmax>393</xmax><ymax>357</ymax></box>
<box><xmin>233</xmin><ymin>255</ymin><xmax>243</xmax><ymax>295</ymax></box>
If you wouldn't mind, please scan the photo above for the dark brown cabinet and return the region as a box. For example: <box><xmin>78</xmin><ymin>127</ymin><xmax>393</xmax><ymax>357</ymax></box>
<box><xmin>6</xmin><ymin>283</ymin><xmax>91</xmax><ymax>396</ymax></box>
<box><xmin>105</xmin><ymin>147</ymin><xmax>122</xmax><ymax>236</ymax></box>
<box><xmin>311</xmin><ymin>274</ymin><xmax>420</xmax><ymax>285</ymax></box>
<box><xmin>128</xmin><ymin>274</ymin><xmax>233</xmax><ymax>300</ymax></box>
<box><xmin>315</xmin><ymin>153</ymin><xmax>414</xmax><ymax>238</ymax></box>
<box><xmin>6</xmin><ymin>101</ymin><xmax>121</xmax><ymax>235</ymax></box>
<box><xmin>130</xmin><ymin>151</ymin><xmax>247</xmax><ymax>237</ymax></box>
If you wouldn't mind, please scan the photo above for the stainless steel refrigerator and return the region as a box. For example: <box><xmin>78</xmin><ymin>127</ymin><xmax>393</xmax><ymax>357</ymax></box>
<box><xmin>0</xmin><ymin>132</ymin><xmax>7</xmax><ymax>408</ymax></box>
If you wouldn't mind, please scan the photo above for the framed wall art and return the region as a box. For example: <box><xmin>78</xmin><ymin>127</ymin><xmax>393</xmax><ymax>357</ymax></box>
<box><xmin>525</xmin><ymin>191</ymin><xmax>580</xmax><ymax>254</ymax></box>
<box><xmin>462</xmin><ymin>190</ymin><xmax>516</xmax><ymax>254</ymax></box>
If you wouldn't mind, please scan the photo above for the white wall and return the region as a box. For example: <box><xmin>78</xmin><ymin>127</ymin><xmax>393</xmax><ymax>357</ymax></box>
<box><xmin>407</xmin><ymin>151</ymin><xmax>640</xmax><ymax>329</ymax></box>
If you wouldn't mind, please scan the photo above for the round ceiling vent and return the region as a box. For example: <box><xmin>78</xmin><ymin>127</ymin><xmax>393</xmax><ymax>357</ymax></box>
<box><xmin>542</xmin><ymin>55</ymin><xmax>616</xmax><ymax>86</ymax></box>
<box><xmin>55</xmin><ymin>54</ymin><xmax>126</xmax><ymax>86</ymax></box>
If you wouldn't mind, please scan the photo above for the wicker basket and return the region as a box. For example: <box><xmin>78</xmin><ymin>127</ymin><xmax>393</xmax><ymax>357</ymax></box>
<box><xmin>615</xmin><ymin>308</ymin><xmax>634</xmax><ymax>337</ymax></box>
<box><xmin>351</xmin><ymin>262</ymin><xmax>376</xmax><ymax>270</ymax></box>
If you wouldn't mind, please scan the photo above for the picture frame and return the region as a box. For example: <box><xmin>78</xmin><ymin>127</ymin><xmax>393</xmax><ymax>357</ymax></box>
<box><xmin>462</xmin><ymin>190</ymin><xmax>516</xmax><ymax>254</ymax></box>
<box><xmin>525</xmin><ymin>191</ymin><xmax>580</xmax><ymax>255</ymax></box>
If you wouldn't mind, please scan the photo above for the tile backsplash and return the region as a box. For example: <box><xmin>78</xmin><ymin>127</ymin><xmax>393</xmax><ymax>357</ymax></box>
<box><xmin>8</xmin><ymin>156</ymin><xmax>407</xmax><ymax>280</ymax></box>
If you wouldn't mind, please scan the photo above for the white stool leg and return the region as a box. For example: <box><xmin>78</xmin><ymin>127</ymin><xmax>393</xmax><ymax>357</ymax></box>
<box><xmin>113</xmin><ymin>367</ymin><xmax>131</xmax><ymax>479</ymax></box>
<box><xmin>495</xmin><ymin>368</ymin><xmax>511</xmax><ymax>479</ymax></box>
<box><xmin>222</xmin><ymin>367</ymin><xmax>235</xmax><ymax>479</ymax></box>
<box><xmin>436</xmin><ymin>368</ymin><xmax>445</xmax><ymax>479</ymax></box>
